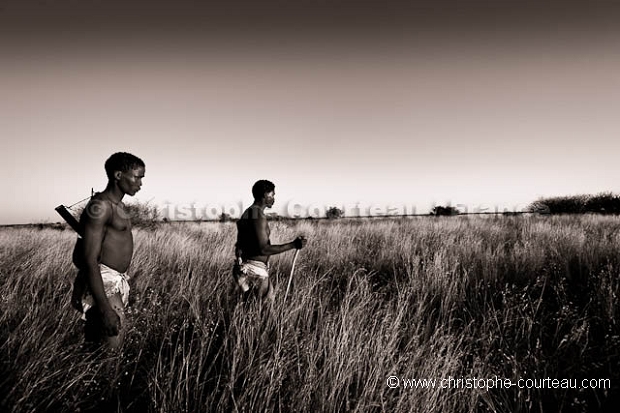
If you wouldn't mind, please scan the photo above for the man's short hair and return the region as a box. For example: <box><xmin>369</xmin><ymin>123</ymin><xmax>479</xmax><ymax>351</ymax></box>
<box><xmin>252</xmin><ymin>180</ymin><xmax>275</xmax><ymax>200</ymax></box>
<box><xmin>105</xmin><ymin>152</ymin><xmax>145</xmax><ymax>180</ymax></box>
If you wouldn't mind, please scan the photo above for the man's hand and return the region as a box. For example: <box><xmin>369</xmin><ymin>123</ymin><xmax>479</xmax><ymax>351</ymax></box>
<box><xmin>293</xmin><ymin>236</ymin><xmax>308</xmax><ymax>249</ymax></box>
<box><xmin>100</xmin><ymin>307</ymin><xmax>121</xmax><ymax>337</ymax></box>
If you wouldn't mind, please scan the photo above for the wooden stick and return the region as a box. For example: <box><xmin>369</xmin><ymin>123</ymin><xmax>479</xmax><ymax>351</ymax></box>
<box><xmin>283</xmin><ymin>249</ymin><xmax>300</xmax><ymax>303</ymax></box>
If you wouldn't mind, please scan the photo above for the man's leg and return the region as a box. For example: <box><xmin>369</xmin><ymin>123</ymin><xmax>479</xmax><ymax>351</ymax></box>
<box><xmin>258</xmin><ymin>277</ymin><xmax>275</xmax><ymax>302</ymax></box>
<box><xmin>84</xmin><ymin>307</ymin><xmax>104</xmax><ymax>346</ymax></box>
<box><xmin>84</xmin><ymin>293</ymin><xmax>126</xmax><ymax>350</ymax></box>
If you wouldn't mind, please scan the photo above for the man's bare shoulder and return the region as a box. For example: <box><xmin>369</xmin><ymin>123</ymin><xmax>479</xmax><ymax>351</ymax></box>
<box><xmin>82</xmin><ymin>194</ymin><xmax>114</xmax><ymax>224</ymax></box>
<box><xmin>241</xmin><ymin>205</ymin><xmax>266</xmax><ymax>220</ymax></box>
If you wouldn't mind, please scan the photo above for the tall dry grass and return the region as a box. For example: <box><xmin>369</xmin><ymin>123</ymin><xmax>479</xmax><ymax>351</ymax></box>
<box><xmin>1</xmin><ymin>215</ymin><xmax>619</xmax><ymax>412</ymax></box>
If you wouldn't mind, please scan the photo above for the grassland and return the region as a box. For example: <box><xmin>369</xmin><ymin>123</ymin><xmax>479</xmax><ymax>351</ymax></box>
<box><xmin>1</xmin><ymin>215</ymin><xmax>619</xmax><ymax>412</ymax></box>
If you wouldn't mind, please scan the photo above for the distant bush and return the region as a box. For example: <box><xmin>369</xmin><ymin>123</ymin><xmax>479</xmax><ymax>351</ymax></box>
<box><xmin>585</xmin><ymin>192</ymin><xmax>620</xmax><ymax>214</ymax></box>
<box><xmin>266</xmin><ymin>213</ymin><xmax>281</xmax><ymax>221</ymax></box>
<box><xmin>51</xmin><ymin>222</ymin><xmax>65</xmax><ymax>231</ymax></box>
<box><xmin>430</xmin><ymin>205</ymin><xmax>460</xmax><ymax>216</ymax></box>
<box><xmin>326</xmin><ymin>206</ymin><xmax>344</xmax><ymax>219</ymax></box>
<box><xmin>528</xmin><ymin>192</ymin><xmax>620</xmax><ymax>215</ymax></box>
<box><xmin>123</xmin><ymin>200</ymin><xmax>161</xmax><ymax>230</ymax></box>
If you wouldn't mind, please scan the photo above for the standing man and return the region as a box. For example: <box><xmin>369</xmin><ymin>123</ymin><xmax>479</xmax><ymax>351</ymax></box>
<box><xmin>72</xmin><ymin>152</ymin><xmax>145</xmax><ymax>349</ymax></box>
<box><xmin>233</xmin><ymin>180</ymin><xmax>307</xmax><ymax>301</ymax></box>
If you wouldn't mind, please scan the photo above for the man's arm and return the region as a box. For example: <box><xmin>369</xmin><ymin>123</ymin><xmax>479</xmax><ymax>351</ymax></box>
<box><xmin>253</xmin><ymin>215</ymin><xmax>303</xmax><ymax>256</ymax></box>
<box><xmin>82</xmin><ymin>200</ymin><xmax>120</xmax><ymax>336</ymax></box>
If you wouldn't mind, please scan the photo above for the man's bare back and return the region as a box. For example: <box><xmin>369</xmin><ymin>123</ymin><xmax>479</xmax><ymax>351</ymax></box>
<box><xmin>236</xmin><ymin>205</ymin><xmax>271</xmax><ymax>264</ymax></box>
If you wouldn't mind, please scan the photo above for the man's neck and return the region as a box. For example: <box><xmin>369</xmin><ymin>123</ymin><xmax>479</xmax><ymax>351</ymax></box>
<box><xmin>103</xmin><ymin>183</ymin><xmax>125</xmax><ymax>205</ymax></box>
<box><xmin>252</xmin><ymin>201</ymin><xmax>267</xmax><ymax>211</ymax></box>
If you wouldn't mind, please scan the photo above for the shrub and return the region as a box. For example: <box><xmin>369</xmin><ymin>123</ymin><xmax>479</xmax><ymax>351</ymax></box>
<box><xmin>585</xmin><ymin>192</ymin><xmax>620</xmax><ymax>214</ymax></box>
<box><xmin>123</xmin><ymin>200</ymin><xmax>161</xmax><ymax>230</ymax></box>
<box><xmin>430</xmin><ymin>205</ymin><xmax>459</xmax><ymax>216</ymax></box>
<box><xmin>528</xmin><ymin>193</ymin><xmax>620</xmax><ymax>215</ymax></box>
<box><xmin>326</xmin><ymin>206</ymin><xmax>344</xmax><ymax>219</ymax></box>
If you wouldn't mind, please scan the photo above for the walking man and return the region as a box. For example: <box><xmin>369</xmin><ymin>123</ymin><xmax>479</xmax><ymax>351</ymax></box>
<box><xmin>233</xmin><ymin>180</ymin><xmax>307</xmax><ymax>301</ymax></box>
<box><xmin>71</xmin><ymin>152</ymin><xmax>145</xmax><ymax>349</ymax></box>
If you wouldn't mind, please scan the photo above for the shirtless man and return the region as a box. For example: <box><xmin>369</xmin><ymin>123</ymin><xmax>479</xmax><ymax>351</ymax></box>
<box><xmin>233</xmin><ymin>180</ymin><xmax>307</xmax><ymax>301</ymax></box>
<box><xmin>72</xmin><ymin>152</ymin><xmax>145</xmax><ymax>349</ymax></box>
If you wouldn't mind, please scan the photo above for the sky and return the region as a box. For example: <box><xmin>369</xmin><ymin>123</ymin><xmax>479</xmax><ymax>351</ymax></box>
<box><xmin>1</xmin><ymin>1</ymin><xmax>619</xmax><ymax>224</ymax></box>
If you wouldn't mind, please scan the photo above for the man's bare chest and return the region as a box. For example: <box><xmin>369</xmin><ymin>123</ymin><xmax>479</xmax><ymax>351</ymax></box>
<box><xmin>109</xmin><ymin>207</ymin><xmax>132</xmax><ymax>232</ymax></box>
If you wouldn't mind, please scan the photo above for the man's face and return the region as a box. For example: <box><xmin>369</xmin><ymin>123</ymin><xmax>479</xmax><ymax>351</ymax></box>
<box><xmin>264</xmin><ymin>190</ymin><xmax>275</xmax><ymax>208</ymax></box>
<box><xmin>116</xmin><ymin>166</ymin><xmax>145</xmax><ymax>196</ymax></box>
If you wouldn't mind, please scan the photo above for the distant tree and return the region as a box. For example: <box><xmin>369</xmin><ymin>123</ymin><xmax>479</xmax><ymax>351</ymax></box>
<box><xmin>528</xmin><ymin>195</ymin><xmax>588</xmax><ymax>214</ymax></box>
<box><xmin>326</xmin><ymin>206</ymin><xmax>344</xmax><ymax>219</ymax></box>
<box><xmin>527</xmin><ymin>193</ymin><xmax>620</xmax><ymax>215</ymax></box>
<box><xmin>585</xmin><ymin>192</ymin><xmax>620</xmax><ymax>214</ymax></box>
<box><xmin>527</xmin><ymin>200</ymin><xmax>551</xmax><ymax>215</ymax></box>
<box><xmin>430</xmin><ymin>206</ymin><xmax>459</xmax><ymax>216</ymax></box>
<box><xmin>219</xmin><ymin>213</ymin><xmax>232</xmax><ymax>222</ymax></box>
